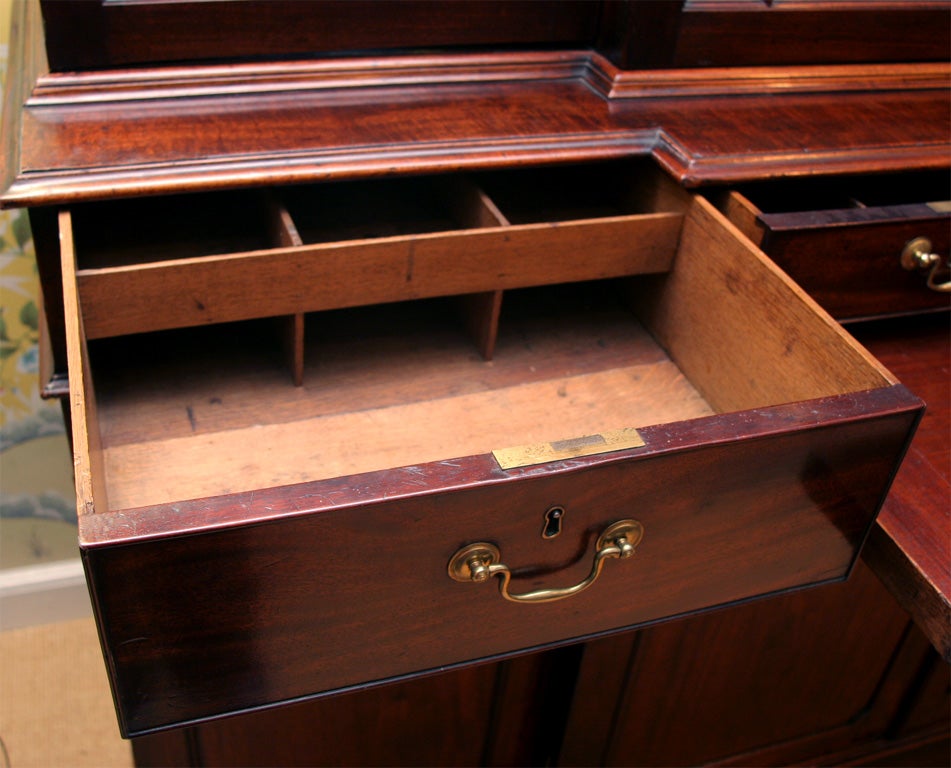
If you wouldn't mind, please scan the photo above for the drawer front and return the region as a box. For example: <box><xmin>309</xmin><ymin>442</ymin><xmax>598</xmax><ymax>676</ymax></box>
<box><xmin>760</xmin><ymin>213</ymin><xmax>950</xmax><ymax>320</ymax></box>
<box><xmin>82</xmin><ymin>389</ymin><xmax>917</xmax><ymax>736</ymax></box>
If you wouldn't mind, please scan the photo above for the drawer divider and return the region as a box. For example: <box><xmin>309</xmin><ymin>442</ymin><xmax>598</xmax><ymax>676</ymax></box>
<box><xmin>441</xmin><ymin>177</ymin><xmax>510</xmax><ymax>360</ymax></box>
<box><xmin>267</xmin><ymin>193</ymin><xmax>306</xmax><ymax>386</ymax></box>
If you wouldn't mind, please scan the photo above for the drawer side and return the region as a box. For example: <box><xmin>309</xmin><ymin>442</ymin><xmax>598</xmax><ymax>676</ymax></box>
<box><xmin>632</xmin><ymin>197</ymin><xmax>894</xmax><ymax>413</ymax></box>
<box><xmin>60</xmin><ymin>209</ymin><xmax>108</xmax><ymax>517</ymax></box>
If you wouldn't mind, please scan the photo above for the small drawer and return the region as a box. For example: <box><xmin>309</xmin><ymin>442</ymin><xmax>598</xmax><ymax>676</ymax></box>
<box><xmin>720</xmin><ymin>171</ymin><xmax>950</xmax><ymax>321</ymax></box>
<box><xmin>60</xmin><ymin>168</ymin><xmax>921</xmax><ymax>736</ymax></box>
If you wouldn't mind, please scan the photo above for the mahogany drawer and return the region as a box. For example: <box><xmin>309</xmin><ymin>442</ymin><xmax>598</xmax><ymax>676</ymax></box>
<box><xmin>59</xmin><ymin>164</ymin><xmax>921</xmax><ymax>736</ymax></box>
<box><xmin>720</xmin><ymin>172</ymin><xmax>950</xmax><ymax>322</ymax></box>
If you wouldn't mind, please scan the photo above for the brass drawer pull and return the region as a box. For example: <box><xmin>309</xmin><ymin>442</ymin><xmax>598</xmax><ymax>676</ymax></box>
<box><xmin>448</xmin><ymin>520</ymin><xmax>644</xmax><ymax>604</ymax></box>
<box><xmin>901</xmin><ymin>237</ymin><xmax>951</xmax><ymax>293</ymax></box>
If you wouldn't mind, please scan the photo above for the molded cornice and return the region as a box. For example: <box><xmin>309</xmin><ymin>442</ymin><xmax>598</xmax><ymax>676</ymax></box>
<box><xmin>3</xmin><ymin>50</ymin><xmax>949</xmax><ymax>207</ymax></box>
<box><xmin>25</xmin><ymin>51</ymin><xmax>951</xmax><ymax>106</ymax></box>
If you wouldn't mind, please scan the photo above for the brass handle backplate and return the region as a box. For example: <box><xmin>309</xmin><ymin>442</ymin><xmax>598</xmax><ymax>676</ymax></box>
<box><xmin>447</xmin><ymin>519</ymin><xmax>644</xmax><ymax>604</ymax></box>
<box><xmin>901</xmin><ymin>237</ymin><xmax>951</xmax><ymax>293</ymax></box>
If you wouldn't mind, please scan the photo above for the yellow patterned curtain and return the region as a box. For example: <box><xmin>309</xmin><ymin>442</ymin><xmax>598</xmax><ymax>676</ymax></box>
<box><xmin>0</xmin><ymin>34</ymin><xmax>76</xmax><ymax>568</ymax></box>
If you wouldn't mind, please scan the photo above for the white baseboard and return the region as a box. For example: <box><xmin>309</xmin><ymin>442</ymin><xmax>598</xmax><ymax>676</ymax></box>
<box><xmin>0</xmin><ymin>559</ymin><xmax>92</xmax><ymax>631</ymax></box>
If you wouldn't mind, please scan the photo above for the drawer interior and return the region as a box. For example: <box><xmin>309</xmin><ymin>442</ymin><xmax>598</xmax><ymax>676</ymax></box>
<box><xmin>472</xmin><ymin>163</ymin><xmax>660</xmax><ymax>223</ymax></box>
<box><xmin>719</xmin><ymin>169</ymin><xmax>951</xmax><ymax>247</ymax></box>
<box><xmin>90</xmin><ymin>282</ymin><xmax>716</xmax><ymax>509</ymax></box>
<box><xmin>71</xmin><ymin>190</ymin><xmax>281</xmax><ymax>269</ymax></box>
<box><xmin>60</xmin><ymin>164</ymin><xmax>896</xmax><ymax>518</ymax></box>
<box><xmin>726</xmin><ymin>169</ymin><xmax>950</xmax><ymax>217</ymax></box>
<box><xmin>281</xmin><ymin>176</ymin><xmax>497</xmax><ymax>244</ymax></box>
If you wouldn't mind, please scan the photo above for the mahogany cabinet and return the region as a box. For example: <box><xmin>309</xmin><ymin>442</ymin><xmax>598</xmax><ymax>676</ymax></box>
<box><xmin>3</xmin><ymin>0</ymin><xmax>949</xmax><ymax>765</ymax></box>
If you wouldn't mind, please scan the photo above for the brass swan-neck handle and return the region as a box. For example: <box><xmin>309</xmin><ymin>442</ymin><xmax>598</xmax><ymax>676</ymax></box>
<box><xmin>448</xmin><ymin>520</ymin><xmax>644</xmax><ymax>604</ymax></box>
<box><xmin>901</xmin><ymin>237</ymin><xmax>951</xmax><ymax>293</ymax></box>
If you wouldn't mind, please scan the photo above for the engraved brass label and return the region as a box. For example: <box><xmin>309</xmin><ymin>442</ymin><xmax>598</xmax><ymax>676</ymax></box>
<box><xmin>493</xmin><ymin>428</ymin><xmax>645</xmax><ymax>470</ymax></box>
<box><xmin>926</xmin><ymin>200</ymin><xmax>951</xmax><ymax>213</ymax></box>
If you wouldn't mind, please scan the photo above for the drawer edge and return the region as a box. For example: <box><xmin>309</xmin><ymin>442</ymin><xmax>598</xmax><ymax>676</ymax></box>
<box><xmin>78</xmin><ymin>383</ymin><xmax>922</xmax><ymax>548</ymax></box>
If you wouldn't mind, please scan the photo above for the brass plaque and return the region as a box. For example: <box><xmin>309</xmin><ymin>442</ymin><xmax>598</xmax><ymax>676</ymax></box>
<box><xmin>493</xmin><ymin>428</ymin><xmax>645</xmax><ymax>470</ymax></box>
<box><xmin>926</xmin><ymin>200</ymin><xmax>951</xmax><ymax>213</ymax></box>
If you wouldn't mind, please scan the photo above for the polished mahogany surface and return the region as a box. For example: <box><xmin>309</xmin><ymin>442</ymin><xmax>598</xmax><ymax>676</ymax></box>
<box><xmin>859</xmin><ymin>313</ymin><xmax>951</xmax><ymax>662</ymax></box>
<box><xmin>85</xmin><ymin>389</ymin><xmax>917</xmax><ymax>734</ymax></box>
<box><xmin>6</xmin><ymin>61</ymin><xmax>950</xmax><ymax>206</ymax></box>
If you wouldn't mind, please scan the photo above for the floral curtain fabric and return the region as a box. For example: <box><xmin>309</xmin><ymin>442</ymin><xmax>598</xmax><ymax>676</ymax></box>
<box><xmin>0</xmin><ymin>45</ymin><xmax>76</xmax><ymax>568</ymax></box>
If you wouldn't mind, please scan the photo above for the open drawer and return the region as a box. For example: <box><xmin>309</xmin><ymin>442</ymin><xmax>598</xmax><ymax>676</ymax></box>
<box><xmin>719</xmin><ymin>170</ymin><xmax>951</xmax><ymax>322</ymax></box>
<box><xmin>61</xmin><ymin>164</ymin><xmax>922</xmax><ymax>736</ymax></box>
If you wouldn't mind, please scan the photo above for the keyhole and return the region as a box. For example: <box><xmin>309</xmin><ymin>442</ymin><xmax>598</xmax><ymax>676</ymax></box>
<box><xmin>543</xmin><ymin>506</ymin><xmax>565</xmax><ymax>539</ymax></box>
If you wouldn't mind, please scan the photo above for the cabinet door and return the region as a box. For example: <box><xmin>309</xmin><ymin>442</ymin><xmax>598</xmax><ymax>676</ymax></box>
<box><xmin>132</xmin><ymin>649</ymin><xmax>581</xmax><ymax>767</ymax></box>
<box><xmin>559</xmin><ymin>561</ymin><xmax>947</xmax><ymax>766</ymax></box>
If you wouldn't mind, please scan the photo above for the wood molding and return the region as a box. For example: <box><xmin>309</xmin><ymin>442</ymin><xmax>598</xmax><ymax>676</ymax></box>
<box><xmin>28</xmin><ymin>51</ymin><xmax>591</xmax><ymax>106</ymax></box>
<box><xmin>1</xmin><ymin>130</ymin><xmax>659</xmax><ymax>208</ymax></box>
<box><xmin>588</xmin><ymin>55</ymin><xmax>951</xmax><ymax>99</ymax></box>
<box><xmin>3</xmin><ymin>51</ymin><xmax>949</xmax><ymax>206</ymax></box>
<box><xmin>654</xmin><ymin>132</ymin><xmax>951</xmax><ymax>188</ymax></box>
<box><xmin>25</xmin><ymin>50</ymin><xmax>950</xmax><ymax>107</ymax></box>
<box><xmin>0</xmin><ymin>0</ymin><xmax>46</xmax><ymax>198</ymax></box>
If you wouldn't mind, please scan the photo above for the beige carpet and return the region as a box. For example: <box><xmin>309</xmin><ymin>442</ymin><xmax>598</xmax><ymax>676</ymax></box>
<box><xmin>0</xmin><ymin>618</ymin><xmax>133</xmax><ymax>767</ymax></box>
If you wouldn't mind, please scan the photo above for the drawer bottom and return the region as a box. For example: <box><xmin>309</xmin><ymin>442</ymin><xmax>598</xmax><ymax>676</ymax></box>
<box><xmin>92</xmin><ymin>283</ymin><xmax>714</xmax><ymax>509</ymax></box>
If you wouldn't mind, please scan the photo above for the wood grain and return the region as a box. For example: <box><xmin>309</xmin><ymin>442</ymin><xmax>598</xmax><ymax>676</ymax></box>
<box><xmin>718</xmin><ymin>190</ymin><xmax>766</xmax><ymax>245</ymax></box>
<box><xmin>857</xmin><ymin>313</ymin><xmax>951</xmax><ymax>661</ymax></box>
<box><xmin>102</xmin><ymin>361</ymin><xmax>711</xmax><ymax>510</ymax></box>
<box><xmin>561</xmin><ymin>561</ymin><xmax>941</xmax><ymax>767</ymax></box>
<box><xmin>9</xmin><ymin>6</ymin><xmax>950</xmax><ymax>759</ymax></box>
<box><xmin>592</xmin><ymin>57</ymin><xmax>951</xmax><ymax>99</ymax></box>
<box><xmin>82</xmin><ymin>389</ymin><xmax>919</xmax><ymax>735</ymax></box>
<box><xmin>759</xmin><ymin>213</ymin><xmax>951</xmax><ymax>321</ymax></box>
<box><xmin>458</xmin><ymin>290</ymin><xmax>504</xmax><ymax>361</ymax></box>
<box><xmin>182</xmin><ymin>664</ymin><xmax>500</xmax><ymax>768</ymax></box>
<box><xmin>266</xmin><ymin>193</ymin><xmax>305</xmax><ymax>385</ymax></box>
<box><xmin>631</xmin><ymin>197</ymin><xmax>893</xmax><ymax>412</ymax></box>
<box><xmin>5</xmin><ymin>59</ymin><xmax>948</xmax><ymax>209</ymax></box>
<box><xmin>59</xmin><ymin>210</ymin><xmax>107</xmax><ymax>517</ymax></box>
<box><xmin>75</xmin><ymin>212</ymin><xmax>682</xmax><ymax>339</ymax></box>
<box><xmin>92</xmin><ymin>288</ymin><xmax>671</xmax><ymax>445</ymax></box>
<box><xmin>79</xmin><ymin>385</ymin><xmax>921</xmax><ymax>544</ymax></box>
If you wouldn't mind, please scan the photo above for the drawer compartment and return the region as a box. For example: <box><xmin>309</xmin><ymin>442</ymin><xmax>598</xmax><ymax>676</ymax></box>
<box><xmin>720</xmin><ymin>171</ymin><xmax>950</xmax><ymax>321</ymax></box>
<box><xmin>62</xmin><ymin>182</ymin><xmax>921</xmax><ymax>736</ymax></box>
<box><xmin>71</xmin><ymin>163</ymin><xmax>683</xmax><ymax>342</ymax></box>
